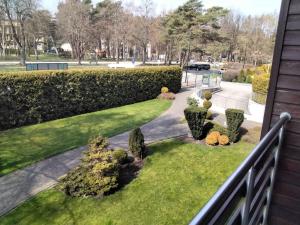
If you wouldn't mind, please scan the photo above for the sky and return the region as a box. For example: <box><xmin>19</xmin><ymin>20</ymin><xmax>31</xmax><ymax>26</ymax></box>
<box><xmin>41</xmin><ymin>0</ymin><xmax>282</xmax><ymax>16</ymax></box>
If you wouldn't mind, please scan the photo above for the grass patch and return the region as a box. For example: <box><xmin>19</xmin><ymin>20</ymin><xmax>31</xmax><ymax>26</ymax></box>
<box><xmin>0</xmin><ymin>99</ymin><xmax>171</xmax><ymax>176</ymax></box>
<box><xmin>0</xmin><ymin>140</ymin><xmax>254</xmax><ymax>225</ymax></box>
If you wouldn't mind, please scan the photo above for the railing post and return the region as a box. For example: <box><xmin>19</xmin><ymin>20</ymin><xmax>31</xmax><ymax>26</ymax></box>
<box><xmin>262</xmin><ymin>112</ymin><xmax>291</xmax><ymax>225</ymax></box>
<box><xmin>241</xmin><ymin>168</ymin><xmax>256</xmax><ymax>225</ymax></box>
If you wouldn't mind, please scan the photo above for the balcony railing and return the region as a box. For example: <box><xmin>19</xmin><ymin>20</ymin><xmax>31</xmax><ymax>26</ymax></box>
<box><xmin>189</xmin><ymin>112</ymin><xmax>291</xmax><ymax>225</ymax></box>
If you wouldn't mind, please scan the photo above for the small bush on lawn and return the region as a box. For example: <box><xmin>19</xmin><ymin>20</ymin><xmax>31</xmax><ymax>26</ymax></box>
<box><xmin>203</xmin><ymin>101</ymin><xmax>212</xmax><ymax>110</ymax></box>
<box><xmin>218</xmin><ymin>135</ymin><xmax>230</xmax><ymax>146</ymax></box>
<box><xmin>129</xmin><ymin>128</ymin><xmax>146</xmax><ymax>159</ymax></box>
<box><xmin>187</xmin><ymin>97</ymin><xmax>199</xmax><ymax>107</ymax></box>
<box><xmin>161</xmin><ymin>87</ymin><xmax>169</xmax><ymax>94</ymax></box>
<box><xmin>157</xmin><ymin>92</ymin><xmax>176</xmax><ymax>100</ymax></box>
<box><xmin>59</xmin><ymin>136</ymin><xmax>119</xmax><ymax>198</ymax></box>
<box><xmin>184</xmin><ymin>107</ymin><xmax>207</xmax><ymax>140</ymax></box>
<box><xmin>112</xmin><ymin>149</ymin><xmax>129</xmax><ymax>165</ymax></box>
<box><xmin>226</xmin><ymin>109</ymin><xmax>245</xmax><ymax>143</ymax></box>
<box><xmin>205</xmin><ymin>133</ymin><xmax>219</xmax><ymax>145</ymax></box>
<box><xmin>203</xmin><ymin>91</ymin><xmax>213</xmax><ymax>120</ymax></box>
<box><xmin>203</xmin><ymin>91</ymin><xmax>212</xmax><ymax>100</ymax></box>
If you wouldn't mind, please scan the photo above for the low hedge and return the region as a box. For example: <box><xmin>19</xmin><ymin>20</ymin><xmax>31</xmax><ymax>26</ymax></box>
<box><xmin>252</xmin><ymin>74</ymin><xmax>270</xmax><ymax>95</ymax></box>
<box><xmin>0</xmin><ymin>66</ymin><xmax>182</xmax><ymax>130</ymax></box>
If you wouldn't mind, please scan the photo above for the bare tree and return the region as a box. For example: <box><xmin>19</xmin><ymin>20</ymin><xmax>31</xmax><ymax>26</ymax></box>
<box><xmin>25</xmin><ymin>10</ymin><xmax>51</xmax><ymax>60</ymax></box>
<box><xmin>0</xmin><ymin>0</ymin><xmax>37</xmax><ymax>65</ymax></box>
<box><xmin>132</xmin><ymin>0</ymin><xmax>154</xmax><ymax>64</ymax></box>
<box><xmin>56</xmin><ymin>0</ymin><xmax>91</xmax><ymax>64</ymax></box>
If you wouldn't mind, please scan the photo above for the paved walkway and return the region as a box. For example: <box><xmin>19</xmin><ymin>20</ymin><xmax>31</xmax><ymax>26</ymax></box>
<box><xmin>0</xmin><ymin>88</ymin><xmax>192</xmax><ymax>216</ymax></box>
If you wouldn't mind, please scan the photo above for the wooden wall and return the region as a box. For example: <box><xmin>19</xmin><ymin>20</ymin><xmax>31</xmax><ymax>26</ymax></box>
<box><xmin>262</xmin><ymin>0</ymin><xmax>300</xmax><ymax>224</ymax></box>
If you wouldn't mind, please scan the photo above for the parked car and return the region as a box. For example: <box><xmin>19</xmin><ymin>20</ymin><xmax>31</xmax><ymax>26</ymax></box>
<box><xmin>184</xmin><ymin>63</ymin><xmax>211</xmax><ymax>71</ymax></box>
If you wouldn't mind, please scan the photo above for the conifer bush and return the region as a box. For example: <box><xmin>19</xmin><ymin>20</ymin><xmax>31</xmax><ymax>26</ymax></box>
<box><xmin>60</xmin><ymin>136</ymin><xmax>119</xmax><ymax>198</ymax></box>
<box><xmin>184</xmin><ymin>107</ymin><xmax>207</xmax><ymax>140</ymax></box>
<box><xmin>226</xmin><ymin>109</ymin><xmax>245</xmax><ymax>142</ymax></box>
<box><xmin>128</xmin><ymin>128</ymin><xmax>145</xmax><ymax>159</ymax></box>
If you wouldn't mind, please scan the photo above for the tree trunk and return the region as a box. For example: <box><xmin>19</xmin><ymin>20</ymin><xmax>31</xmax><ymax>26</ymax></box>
<box><xmin>116</xmin><ymin>41</ymin><xmax>120</xmax><ymax>64</ymax></box>
<box><xmin>142</xmin><ymin>45</ymin><xmax>147</xmax><ymax>65</ymax></box>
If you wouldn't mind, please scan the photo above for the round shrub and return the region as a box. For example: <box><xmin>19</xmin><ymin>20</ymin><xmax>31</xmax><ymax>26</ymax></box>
<box><xmin>112</xmin><ymin>149</ymin><xmax>128</xmax><ymax>165</ymax></box>
<box><xmin>252</xmin><ymin>73</ymin><xmax>270</xmax><ymax>104</ymax></box>
<box><xmin>129</xmin><ymin>128</ymin><xmax>145</xmax><ymax>159</ymax></box>
<box><xmin>204</xmin><ymin>91</ymin><xmax>212</xmax><ymax>100</ymax></box>
<box><xmin>210</xmin><ymin>131</ymin><xmax>221</xmax><ymax>139</ymax></box>
<box><xmin>205</xmin><ymin>133</ymin><xmax>218</xmax><ymax>146</ymax></box>
<box><xmin>157</xmin><ymin>92</ymin><xmax>176</xmax><ymax>100</ymax></box>
<box><xmin>184</xmin><ymin>107</ymin><xmax>207</xmax><ymax>140</ymax></box>
<box><xmin>203</xmin><ymin>100</ymin><xmax>212</xmax><ymax>110</ymax></box>
<box><xmin>161</xmin><ymin>87</ymin><xmax>169</xmax><ymax>94</ymax></box>
<box><xmin>187</xmin><ymin>97</ymin><xmax>199</xmax><ymax>107</ymax></box>
<box><xmin>218</xmin><ymin>135</ymin><xmax>230</xmax><ymax>146</ymax></box>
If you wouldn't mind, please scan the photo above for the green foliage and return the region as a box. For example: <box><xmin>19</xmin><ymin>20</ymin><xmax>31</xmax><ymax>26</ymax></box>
<box><xmin>59</xmin><ymin>136</ymin><xmax>119</xmax><ymax>198</ymax></box>
<box><xmin>203</xmin><ymin>121</ymin><xmax>228</xmax><ymax>136</ymax></box>
<box><xmin>128</xmin><ymin>128</ymin><xmax>145</xmax><ymax>159</ymax></box>
<box><xmin>187</xmin><ymin>97</ymin><xmax>199</xmax><ymax>107</ymax></box>
<box><xmin>203</xmin><ymin>100</ymin><xmax>212</xmax><ymax>110</ymax></box>
<box><xmin>252</xmin><ymin>74</ymin><xmax>270</xmax><ymax>95</ymax></box>
<box><xmin>252</xmin><ymin>73</ymin><xmax>269</xmax><ymax>104</ymax></box>
<box><xmin>206</xmin><ymin>110</ymin><xmax>213</xmax><ymax>120</ymax></box>
<box><xmin>203</xmin><ymin>91</ymin><xmax>212</xmax><ymax>100</ymax></box>
<box><xmin>252</xmin><ymin>92</ymin><xmax>267</xmax><ymax>105</ymax></box>
<box><xmin>161</xmin><ymin>87</ymin><xmax>169</xmax><ymax>94</ymax></box>
<box><xmin>226</xmin><ymin>109</ymin><xmax>245</xmax><ymax>142</ymax></box>
<box><xmin>0</xmin><ymin>66</ymin><xmax>182</xmax><ymax>130</ymax></box>
<box><xmin>112</xmin><ymin>149</ymin><xmax>129</xmax><ymax>165</ymax></box>
<box><xmin>184</xmin><ymin>107</ymin><xmax>207</xmax><ymax>140</ymax></box>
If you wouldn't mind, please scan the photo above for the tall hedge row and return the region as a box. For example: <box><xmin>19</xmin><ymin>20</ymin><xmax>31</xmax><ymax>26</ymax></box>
<box><xmin>0</xmin><ymin>66</ymin><xmax>182</xmax><ymax>130</ymax></box>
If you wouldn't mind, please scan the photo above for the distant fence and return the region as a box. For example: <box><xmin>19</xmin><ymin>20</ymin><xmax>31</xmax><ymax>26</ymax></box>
<box><xmin>26</xmin><ymin>63</ymin><xmax>68</xmax><ymax>71</ymax></box>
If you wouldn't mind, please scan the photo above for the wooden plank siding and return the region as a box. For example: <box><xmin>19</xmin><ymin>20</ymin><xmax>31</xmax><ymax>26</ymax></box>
<box><xmin>262</xmin><ymin>0</ymin><xmax>300</xmax><ymax>224</ymax></box>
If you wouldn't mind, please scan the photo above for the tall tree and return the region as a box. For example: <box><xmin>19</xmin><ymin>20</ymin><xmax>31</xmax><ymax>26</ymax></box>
<box><xmin>132</xmin><ymin>0</ymin><xmax>154</xmax><ymax>64</ymax></box>
<box><xmin>25</xmin><ymin>10</ymin><xmax>52</xmax><ymax>59</ymax></box>
<box><xmin>163</xmin><ymin>0</ymin><xmax>227</xmax><ymax>67</ymax></box>
<box><xmin>56</xmin><ymin>0</ymin><xmax>91</xmax><ymax>64</ymax></box>
<box><xmin>0</xmin><ymin>0</ymin><xmax>37</xmax><ymax>65</ymax></box>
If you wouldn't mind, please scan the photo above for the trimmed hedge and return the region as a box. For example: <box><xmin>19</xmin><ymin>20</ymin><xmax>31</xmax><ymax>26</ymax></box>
<box><xmin>226</xmin><ymin>109</ymin><xmax>244</xmax><ymax>143</ymax></box>
<box><xmin>0</xmin><ymin>66</ymin><xmax>182</xmax><ymax>130</ymax></box>
<box><xmin>252</xmin><ymin>73</ymin><xmax>269</xmax><ymax>104</ymax></box>
<box><xmin>184</xmin><ymin>107</ymin><xmax>207</xmax><ymax>140</ymax></box>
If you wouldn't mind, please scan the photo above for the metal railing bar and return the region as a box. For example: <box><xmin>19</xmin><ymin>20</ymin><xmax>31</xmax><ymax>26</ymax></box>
<box><xmin>213</xmin><ymin>191</ymin><xmax>245</xmax><ymax>225</ymax></box>
<box><xmin>249</xmin><ymin>191</ymin><xmax>267</xmax><ymax>225</ymax></box>
<box><xmin>189</xmin><ymin>112</ymin><xmax>291</xmax><ymax>225</ymax></box>
<box><xmin>226</xmin><ymin>204</ymin><xmax>243</xmax><ymax>225</ymax></box>
<box><xmin>206</xmin><ymin>178</ymin><xmax>247</xmax><ymax>225</ymax></box>
<box><xmin>250</xmin><ymin>169</ymin><xmax>271</xmax><ymax>213</ymax></box>
<box><xmin>242</xmin><ymin>168</ymin><xmax>256</xmax><ymax>225</ymax></box>
<box><xmin>253</xmin><ymin>138</ymin><xmax>277</xmax><ymax>171</ymax></box>
<box><xmin>263</xmin><ymin>114</ymin><xmax>288</xmax><ymax>225</ymax></box>
<box><xmin>254</xmin><ymin>147</ymin><xmax>276</xmax><ymax>187</ymax></box>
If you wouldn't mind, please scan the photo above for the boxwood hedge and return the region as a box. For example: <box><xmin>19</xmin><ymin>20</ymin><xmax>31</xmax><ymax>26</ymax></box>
<box><xmin>0</xmin><ymin>66</ymin><xmax>182</xmax><ymax>130</ymax></box>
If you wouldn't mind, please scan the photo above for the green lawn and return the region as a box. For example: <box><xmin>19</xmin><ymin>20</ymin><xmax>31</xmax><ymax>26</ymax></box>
<box><xmin>0</xmin><ymin>140</ymin><xmax>254</xmax><ymax>225</ymax></box>
<box><xmin>0</xmin><ymin>99</ymin><xmax>171</xmax><ymax>176</ymax></box>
